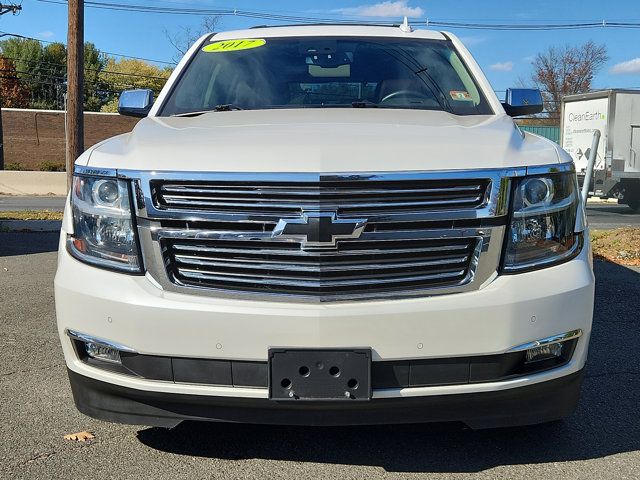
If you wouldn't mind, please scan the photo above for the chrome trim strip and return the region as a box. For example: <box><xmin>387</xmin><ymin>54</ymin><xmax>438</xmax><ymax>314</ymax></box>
<box><xmin>66</xmin><ymin>329</ymin><xmax>137</xmax><ymax>353</ymax></box>
<box><xmin>73</xmin><ymin>165</ymin><xmax>118</xmax><ymax>178</ymax></box>
<box><xmin>117</xmin><ymin>168</ymin><xmax>528</xmax><ymax>182</ymax></box>
<box><xmin>178</xmin><ymin>267</ymin><xmax>467</xmax><ymax>288</ymax></box>
<box><xmin>173</xmin><ymin>254</ymin><xmax>470</xmax><ymax>272</ymax></box>
<box><xmin>526</xmin><ymin>162</ymin><xmax>575</xmax><ymax>176</ymax></box>
<box><xmin>507</xmin><ymin>329</ymin><xmax>582</xmax><ymax>353</ymax></box>
<box><xmin>511</xmin><ymin>193</ymin><xmax>577</xmax><ymax>218</ymax></box>
<box><xmin>117</xmin><ymin>167</ymin><xmax>526</xmax><ymax>222</ymax></box>
<box><xmin>159</xmin><ymin>184</ymin><xmax>486</xmax><ymax>196</ymax></box>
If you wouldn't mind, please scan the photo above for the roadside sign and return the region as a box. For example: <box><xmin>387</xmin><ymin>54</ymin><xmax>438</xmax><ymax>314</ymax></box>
<box><xmin>562</xmin><ymin>97</ymin><xmax>609</xmax><ymax>172</ymax></box>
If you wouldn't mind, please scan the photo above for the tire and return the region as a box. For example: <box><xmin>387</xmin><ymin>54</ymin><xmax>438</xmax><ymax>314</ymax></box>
<box><xmin>628</xmin><ymin>198</ymin><xmax>640</xmax><ymax>212</ymax></box>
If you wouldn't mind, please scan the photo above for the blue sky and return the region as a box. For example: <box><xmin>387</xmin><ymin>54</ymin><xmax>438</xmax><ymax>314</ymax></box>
<box><xmin>6</xmin><ymin>0</ymin><xmax>640</xmax><ymax>94</ymax></box>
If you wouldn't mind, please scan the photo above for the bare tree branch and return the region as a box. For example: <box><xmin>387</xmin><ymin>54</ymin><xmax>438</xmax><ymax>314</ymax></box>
<box><xmin>527</xmin><ymin>41</ymin><xmax>608</xmax><ymax>124</ymax></box>
<box><xmin>164</xmin><ymin>16</ymin><xmax>221</xmax><ymax>63</ymax></box>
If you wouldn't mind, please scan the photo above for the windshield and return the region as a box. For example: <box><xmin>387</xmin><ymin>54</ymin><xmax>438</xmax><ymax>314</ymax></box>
<box><xmin>160</xmin><ymin>36</ymin><xmax>493</xmax><ymax>116</ymax></box>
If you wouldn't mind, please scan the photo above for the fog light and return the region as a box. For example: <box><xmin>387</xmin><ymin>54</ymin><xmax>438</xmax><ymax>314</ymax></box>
<box><xmin>67</xmin><ymin>330</ymin><xmax>135</xmax><ymax>366</ymax></box>
<box><xmin>85</xmin><ymin>342</ymin><xmax>122</xmax><ymax>364</ymax></box>
<box><xmin>525</xmin><ymin>342</ymin><xmax>563</xmax><ymax>363</ymax></box>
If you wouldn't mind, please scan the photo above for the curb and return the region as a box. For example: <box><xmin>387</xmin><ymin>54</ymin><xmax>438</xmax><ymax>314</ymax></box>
<box><xmin>0</xmin><ymin>220</ymin><xmax>62</xmax><ymax>232</ymax></box>
<box><xmin>586</xmin><ymin>197</ymin><xmax>619</xmax><ymax>204</ymax></box>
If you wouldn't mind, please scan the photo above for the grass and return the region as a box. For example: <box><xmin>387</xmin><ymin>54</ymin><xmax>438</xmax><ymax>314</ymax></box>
<box><xmin>0</xmin><ymin>210</ymin><xmax>64</xmax><ymax>221</ymax></box>
<box><xmin>591</xmin><ymin>227</ymin><xmax>640</xmax><ymax>266</ymax></box>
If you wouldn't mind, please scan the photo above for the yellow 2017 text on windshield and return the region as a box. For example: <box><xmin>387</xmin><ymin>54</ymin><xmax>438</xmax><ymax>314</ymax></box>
<box><xmin>202</xmin><ymin>39</ymin><xmax>266</xmax><ymax>53</ymax></box>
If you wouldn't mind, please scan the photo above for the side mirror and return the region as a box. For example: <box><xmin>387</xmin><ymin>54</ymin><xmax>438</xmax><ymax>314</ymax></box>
<box><xmin>502</xmin><ymin>88</ymin><xmax>544</xmax><ymax>117</ymax></box>
<box><xmin>118</xmin><ymin>89</ymin><xmax>154</xmax><ymax>117</ymax></box>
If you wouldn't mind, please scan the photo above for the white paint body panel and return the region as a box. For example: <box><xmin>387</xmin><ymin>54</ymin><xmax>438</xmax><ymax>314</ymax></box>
<box><xmin>55</xmin><ymin>227</ymin><xmax>594</xmax><ymax>397</ymax></box>
<box><xmin>83</xmin><ymin>110</ymin><xmax>559</xmax><ymax>173</ymax></box>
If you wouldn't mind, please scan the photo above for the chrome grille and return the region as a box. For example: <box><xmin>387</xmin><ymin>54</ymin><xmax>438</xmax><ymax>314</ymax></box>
<box><xmin>129</xmin><ymin>170</ymin><xmax>511</xmax><ymax>302</ymax></box>
<box><xmin>151</xmin><ymin>178</ymin><xmax>490</xmax><ymax>216</ymax></box>
<box><xmin>161</xmin><ymin>236</ymin><xmax>480</xmax><ymax>298</ymax></box>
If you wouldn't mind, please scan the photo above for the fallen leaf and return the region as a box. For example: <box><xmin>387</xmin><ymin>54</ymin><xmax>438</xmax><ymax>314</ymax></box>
<box><xmin>63</xmin><ymin>431</ymin><xmax>95</xmax><ymax>442</ymax></box>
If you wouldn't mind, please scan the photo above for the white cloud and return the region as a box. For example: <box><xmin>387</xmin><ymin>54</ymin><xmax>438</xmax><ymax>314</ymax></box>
<box><xmin>37</xmin><ymin>31</ymin><xmax>55</xmax><ymax>39</ymax></box>
<box><xmin>334</xmin><ymin>1</ymin><xmax>424</xmax><ymax>18</ymax></box>
<box><xmin>610</xmin><ymin>58</ymin><xmax>640</xmax><ymax>74</ymax></box>
<box><xmin>489</xmin><ymin>61</ymin><xmax>514</xmax><ymax>72</ymax></box>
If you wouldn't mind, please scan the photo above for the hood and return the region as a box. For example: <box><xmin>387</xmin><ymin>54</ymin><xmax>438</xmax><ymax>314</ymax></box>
<box><xmin>84</xmin><ymin>109</ymin><xmax>560</xmax><ymax>172</ymax></box>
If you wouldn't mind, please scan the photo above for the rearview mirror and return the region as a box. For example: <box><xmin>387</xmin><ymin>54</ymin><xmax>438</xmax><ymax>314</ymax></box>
<box><xmin>118</xmin><ymin>89</ymin><xmax>154</xmax><ymax>118</ymax></box>
<box><xmin>502</xmin><ymin>88</ymin><xmax>544</xmax><ymax>117</ymax></box>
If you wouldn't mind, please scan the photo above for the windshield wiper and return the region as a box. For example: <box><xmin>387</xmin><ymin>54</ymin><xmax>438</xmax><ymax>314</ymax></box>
<box><xmin>351</xmin><ymin>100</ymin><xmax>379</xmax><ymax>108</ymax></box>
<box><xmin>172</xmin><ymin>104</ymin><xmax>244</xmax><ymax>117</ymax></box>
<box><xmin>213</xmin><ymin>104</ymin><xmax>244</xmax><ymax>112</ymax></box>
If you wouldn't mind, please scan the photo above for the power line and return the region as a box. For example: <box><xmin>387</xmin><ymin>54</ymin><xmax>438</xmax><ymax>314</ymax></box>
<box><xmin>0</xmin><ymin>31</ymin><xmax>176</xmax><ymax>65</ymax></box>
<box><xmin>0</xmin><ymin>54</ymin><xmax>171</xmax><ymax>80</ymax></box>
<box><xmin>33</xmin><ymin>0</ymin><xmax>640</xmax><ymax>30</ymax></box>
<box><xmin>0</xmin><ymin>3</ymin><xmax>21</xmax><ymax>16</ymax></box>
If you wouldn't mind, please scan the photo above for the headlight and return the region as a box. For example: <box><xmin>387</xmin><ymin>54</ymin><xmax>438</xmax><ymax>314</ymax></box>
<box><xmin>67</xmin><ymin>175</ymin><xmax>142</xmax><ymax>273</ymax></box>
<box><xmin>503</xmin><ymin>171</ymin><xmax>582</xmax><ymax>272</ymax></box>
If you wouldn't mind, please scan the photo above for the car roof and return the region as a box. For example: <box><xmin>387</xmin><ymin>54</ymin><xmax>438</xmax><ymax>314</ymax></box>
<box><xmin>207</xmin><ymin>24</ymin><xmax>447</xmax><ymax>41</ymax></box>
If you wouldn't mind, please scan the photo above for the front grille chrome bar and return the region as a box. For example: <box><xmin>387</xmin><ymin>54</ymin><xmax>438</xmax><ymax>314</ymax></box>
<box><xmin>120</xmin><ymin>168</ymin><xmax>524</xmax><ymax>302</ymax></box>
<box><xmin>122</xmin><ymin>168</ymin><xmax>525</xmax><ymax>222</ymax></box>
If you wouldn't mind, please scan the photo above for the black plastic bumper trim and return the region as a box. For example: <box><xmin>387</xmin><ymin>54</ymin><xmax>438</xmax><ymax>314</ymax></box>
<box><xmin>73</xmin><ymin>338</ymin><xmax>578</xmax><ymax>389</ymax></box>
<box><xmin>67</xmin><ymin>367</ymin><xmax>584</xmax><ymax>429</ymax></box>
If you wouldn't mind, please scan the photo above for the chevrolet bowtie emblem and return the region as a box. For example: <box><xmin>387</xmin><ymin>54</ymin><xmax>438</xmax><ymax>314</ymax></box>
<box><xmin>272</xmin><ymin>212</ymin><xmax>367</xmax><ymax>250</ymax></box>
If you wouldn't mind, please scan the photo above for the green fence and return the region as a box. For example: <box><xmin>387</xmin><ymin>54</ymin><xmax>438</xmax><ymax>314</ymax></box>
<box><xmin>518</xmin><ymin>125</ymin><xmax>560</xmax><ymax>143</ymax></box>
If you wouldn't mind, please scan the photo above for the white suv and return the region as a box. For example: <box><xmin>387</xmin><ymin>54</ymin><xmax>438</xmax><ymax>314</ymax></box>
<box><xmin>55</xmin><ymin>24</ymin><xmax>594</xmax><ymax>429</ymax></box>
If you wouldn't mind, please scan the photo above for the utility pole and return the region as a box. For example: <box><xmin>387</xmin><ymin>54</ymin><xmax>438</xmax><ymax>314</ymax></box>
<box><xmin>66</xmin><ymin>0</ymin><xmax>84</xmax><ymax>189</ymax></box>
<box><xmin>0</xmin><ymin>4</ymin><xmax>23</xmax><ymax>170</ymax></box>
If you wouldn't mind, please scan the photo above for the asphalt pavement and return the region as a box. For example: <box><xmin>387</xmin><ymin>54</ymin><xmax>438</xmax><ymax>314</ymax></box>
<box><xmin>1</xmin><ymin>232</ymin><xmax>639</xmax><ymax>479</ymax></box>
<box><xmin>585</xmin><ymin>203</ymin><xmax>640</xmax><ymax>229</ymax></box>
<box><xmin>0</xmin><ymin>195</ymin><xmax>67</xmax><ymax>212</ymax></box>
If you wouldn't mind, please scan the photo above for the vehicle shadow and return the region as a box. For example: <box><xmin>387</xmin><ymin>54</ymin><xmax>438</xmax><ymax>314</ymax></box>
<box><xmin>136</xmin><ymin>260</ymin><xmax>640</xmax><ymax>473</ymax></box>
<box><xmin>0</xmin><ymin>232</ymin><xmax>60</xmax><ymax>257</ymax></box>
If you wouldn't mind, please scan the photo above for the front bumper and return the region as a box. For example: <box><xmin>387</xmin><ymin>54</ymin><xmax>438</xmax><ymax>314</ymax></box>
<box><xmin>55</xmin><ymin>227</ymin><xmax>594</xmax><ymax>427</ymax></box>
<box><xmin>68</xmin><ymin>367</ymin><xmax>585</xmax><ymax>429</ymax></box>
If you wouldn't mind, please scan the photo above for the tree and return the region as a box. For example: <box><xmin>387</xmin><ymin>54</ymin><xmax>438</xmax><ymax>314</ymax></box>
<box><xmin>84</xmin><ymin>42</ymin><xmax>108</xmax><ymax>111</ymax></box>
<box><xmin>531</xmin><ymin>41</ymin><xmax>608</xmax><ymax>123</ymax></box>
<box><xmin>0</xmin><ymin>57</ymin><xmax>30</xmax><ymax>107</ymax></box>
<box><xmin>0</xmin><ymin>38</ymin><xmax>46</xmax><ymax>106</ymax></box>
<box><xmin>0</xmin><ymin>37</ymin><xmax>172</xmax><ymax>112</ymax></box>
<box><xmin>99</xmin><ymin>58</ymin><xmax>172</xmax><ymax>112</ymax></box>
<box><xmin>0</xmin><ymin>39</ymin><xmax>112</xmax><ymax>110</ymax></box>
<box><xmin>164</xmin><ymin>16</ymin><xmax>220</xmax><ymax>62</ymax></box>
<box><xmin>42</xmin><ymin>42</ymin><xmax>67</xmax><ymax>109</ymax></box>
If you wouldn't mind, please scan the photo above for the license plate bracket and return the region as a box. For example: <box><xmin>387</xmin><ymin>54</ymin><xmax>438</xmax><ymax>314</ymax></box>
<box><xmin>268</xmin><ymin>348</ymin><xmax>371</xmax><ymax>401</ymax></box>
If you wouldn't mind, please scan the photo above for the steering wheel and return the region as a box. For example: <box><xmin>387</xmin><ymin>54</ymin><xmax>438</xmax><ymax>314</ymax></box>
<box><xmin>379</xmin><ymin>89</ymin><xmax>434</xmax><ymax>104</ymax></box>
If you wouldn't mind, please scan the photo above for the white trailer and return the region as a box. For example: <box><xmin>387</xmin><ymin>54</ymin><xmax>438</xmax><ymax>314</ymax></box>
<box><xmin>561</xmin><ymin>89</ymin><xmax>640</xmax><ymax>211</ymax></box>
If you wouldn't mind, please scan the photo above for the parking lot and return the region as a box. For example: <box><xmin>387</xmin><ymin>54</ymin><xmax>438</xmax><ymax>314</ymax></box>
<box><xmin>0</xmin><ymin>231</ymin><xmax>638</xmax><ymax>479</ymax></box>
